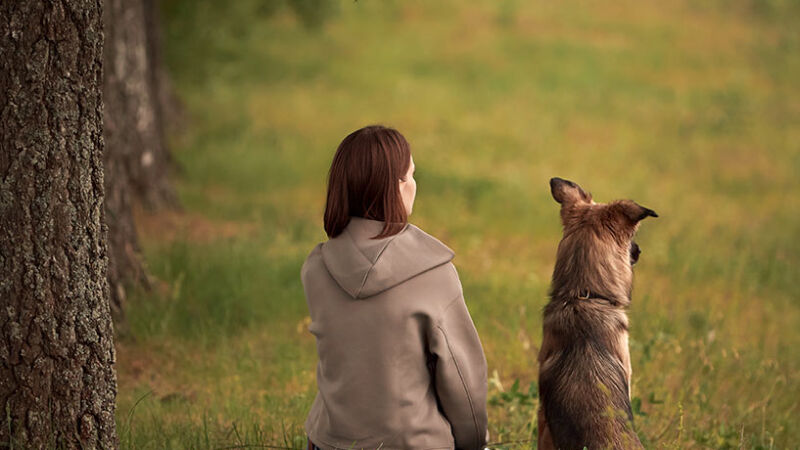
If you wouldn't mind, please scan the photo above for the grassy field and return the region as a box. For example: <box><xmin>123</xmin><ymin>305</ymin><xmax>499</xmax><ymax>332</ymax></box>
<box><xmin>115</xmin><ymin>1</ymin><xmax>799</xmax><ymax>448</ymax></box>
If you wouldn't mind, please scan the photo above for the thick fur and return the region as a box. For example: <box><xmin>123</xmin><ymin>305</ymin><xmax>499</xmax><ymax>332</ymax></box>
<box><xmin>538</xmin><ymin>178</ymin><xmax>656</xmax><ymax>450</ymax></box>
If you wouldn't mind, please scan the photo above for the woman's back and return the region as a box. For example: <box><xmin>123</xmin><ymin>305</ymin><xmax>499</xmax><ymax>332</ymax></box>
<box><xmin>302</xmin><ymin>217</ymin><xmax>487</xmax><ymax>449</ymax></box>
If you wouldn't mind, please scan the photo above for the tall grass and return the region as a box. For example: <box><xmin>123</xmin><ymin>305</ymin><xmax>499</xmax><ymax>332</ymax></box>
<box><xmin>117</xmin><ymin>0</ymin><xmax>799</xmax><ymax>448</ymax></box>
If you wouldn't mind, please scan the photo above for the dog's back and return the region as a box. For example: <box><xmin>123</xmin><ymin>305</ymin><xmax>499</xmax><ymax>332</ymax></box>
<box><xmin>539</xmin><ymin>300</ymin><xmax>640</xmax><ymax>449</ymax></box>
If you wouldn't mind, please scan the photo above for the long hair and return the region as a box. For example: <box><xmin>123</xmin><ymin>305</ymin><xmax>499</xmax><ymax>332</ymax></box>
<box><xmin>324</xmin><ymin>125</ymin><xmax>411</xmax><ymax>239</ymax></box>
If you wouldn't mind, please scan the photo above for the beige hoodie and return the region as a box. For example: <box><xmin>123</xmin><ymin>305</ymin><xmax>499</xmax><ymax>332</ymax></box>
<box><xmin>301</xmin><ymin>217</ymin><xmax>488</xmax><ymax>450</ymax></box>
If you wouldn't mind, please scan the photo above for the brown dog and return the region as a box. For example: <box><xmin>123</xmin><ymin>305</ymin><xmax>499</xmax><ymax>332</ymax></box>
<box><xmin>537</xmin><ymin>178</ymin><xmax>656</xmax><ymax>449</ymax></box>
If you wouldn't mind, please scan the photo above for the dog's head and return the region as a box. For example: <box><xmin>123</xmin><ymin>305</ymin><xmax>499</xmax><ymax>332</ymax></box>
<box><xmin>549</xmin><ymin>177</ymin><xmax>657</xmax><ymax>304</ymax></box>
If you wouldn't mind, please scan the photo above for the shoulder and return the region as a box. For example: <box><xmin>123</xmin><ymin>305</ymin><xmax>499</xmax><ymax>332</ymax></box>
<box><xmin>300</xmin><ymin>243</ymin><xmax>324</xmax><ymax>285</ymax></box>
<box><xmin>406</xmin><ymin>222</ymin><xmax>460</xmax><ymax>285</ymax></box>
<box><xmin>402</xmin><ymin>223</ymin><xmax>455</xmax><ymax>258</ymax></box>
<box><xmin>391</xmin><ymin>222</ymin><xmax>456</xmax><ymax>276</ymax></box>
<box><xmin>404</xmin><ymin>221</ymin><xmax>458</xmax><ymax>270</ymax></box>
<box><xmin>415</xmin><ymin>260</ymin><xmax>465</xmax><ymax>319</ymax></box>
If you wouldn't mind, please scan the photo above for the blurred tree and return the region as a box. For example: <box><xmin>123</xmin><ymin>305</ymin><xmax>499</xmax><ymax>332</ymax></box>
<box><xmin>0</xmin><ymin>1</ymin><xmax>118</xmax><ymax>448</ymax></box>
<box><xmin>104</xmin><ymin>0</ymin><xmax>180</xmax><ymax>319</ymax></box>
<box><xmin>143</xmin><ymin>0</ymin><xmax>185</xmax><ymax>140</ymax></box>
<box><xmin>105</xmin><ymin>0</ymin><xmax>177</xmax><ymax>211</ymax></box>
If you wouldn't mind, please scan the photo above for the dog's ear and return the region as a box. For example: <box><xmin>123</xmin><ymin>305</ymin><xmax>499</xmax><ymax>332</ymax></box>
<box><xmin>617</xmin><ymin>200</ymin><xmax>658</xmax><ymax>224</ymax></box>
<box><xmin>550</xmin><ymin>177</ymin><xmax>592</xmax><ymax>206</ymax></box>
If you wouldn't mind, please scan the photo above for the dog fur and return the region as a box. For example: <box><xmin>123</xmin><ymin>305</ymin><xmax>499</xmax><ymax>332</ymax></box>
<box><xmin>537</xmin><ymin>177</ymin><xmax>656</xmax><ymax>450</ymax></box>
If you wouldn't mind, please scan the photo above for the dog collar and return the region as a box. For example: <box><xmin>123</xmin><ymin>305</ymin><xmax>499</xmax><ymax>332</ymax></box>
<box><xmin>578</xmin><ymin>289</ymin><xmax>618</xmax><ymax>306</ymax></box>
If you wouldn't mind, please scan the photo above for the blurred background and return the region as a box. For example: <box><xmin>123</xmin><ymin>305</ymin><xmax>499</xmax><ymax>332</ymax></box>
<box><xmin>114</xmin><ymin>0</ymin><xmax>799</xmax><ymax>447</ymax></box>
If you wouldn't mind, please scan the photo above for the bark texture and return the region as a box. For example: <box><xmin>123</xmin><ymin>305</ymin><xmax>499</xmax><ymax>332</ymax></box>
<box><xmin>103</xmin><ymin>0</ymin><xmax>150</xmax><ymax>320</ymax></box>
<box><xmin>104</xmin><ymin>0</ymin><xmax>176</xmax><ymax>211</ymax></box>
<box><xmin>104</xmin><ymin>0</ymin><xmax>180</xmax><ymax>318</ymax></box>
<box><xmin>0</xmin><ymin>1</ymin><xmax>118</xmax><ymax>448</ymax></box>
<box><xmin>143</xmin><ymin>0</ymin><xmax>184</xmax><ymax>139</ymax></box>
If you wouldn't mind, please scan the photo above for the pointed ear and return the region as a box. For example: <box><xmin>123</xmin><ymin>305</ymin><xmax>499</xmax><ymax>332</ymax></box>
<box><xmin>550</xmin><ymin>177</ymin><xmax>592</xmax><ymax>206</ymax></box>
<box><xmin>619</xmin><ymin>200</ymin><xmax>658</xmax><ymax>223</ymax></box>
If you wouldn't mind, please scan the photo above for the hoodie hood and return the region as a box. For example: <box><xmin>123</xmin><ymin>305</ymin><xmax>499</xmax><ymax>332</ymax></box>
<box><xmin>320</xmin><ymin>217</ymin><xmax>455</xmax><ymax>299</ymax></box>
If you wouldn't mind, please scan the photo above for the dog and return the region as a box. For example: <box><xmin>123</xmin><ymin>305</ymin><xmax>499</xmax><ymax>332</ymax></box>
<box><xmin>537</xmin><ymin>177</ymin><xmax>657</xmax><ymax>449</ymax></box>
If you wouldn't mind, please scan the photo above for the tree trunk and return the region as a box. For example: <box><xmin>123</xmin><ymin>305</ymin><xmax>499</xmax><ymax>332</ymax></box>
<box><xmin>143</xmin><ymin>0</ymin><xmax>184</xmax><ymax>139</ymax></box>
<box><xmin>0</xmin><ymin>1</ymin><xmax>118</xmax><ymax>448</ymax></box>
<box><xmin>103</xmin><ymin>0</ymin><xmax>151</xmax><ymax>320</ymax></box>
<box><xmin>104</xmin><ymin>0</ymin><xmax>182</xmax><ymax>319</ymax></box>
<box><xmin>104</xmin><ymin>0</ymin><xmax>176</xmax><ymax>212</ymax></box>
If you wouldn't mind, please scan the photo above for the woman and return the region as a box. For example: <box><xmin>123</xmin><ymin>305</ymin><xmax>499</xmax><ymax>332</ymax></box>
<box><xmin>301</xmin><ymin>125</ymin><xmax>488</xmax><ymax>449</ymax></box>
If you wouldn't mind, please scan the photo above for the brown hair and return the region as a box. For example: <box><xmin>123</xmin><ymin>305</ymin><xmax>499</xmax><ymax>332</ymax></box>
<box><xmin>324</xmin><ymin>125</ymin><xmax>411</xmax><ymax>239</ymax></box>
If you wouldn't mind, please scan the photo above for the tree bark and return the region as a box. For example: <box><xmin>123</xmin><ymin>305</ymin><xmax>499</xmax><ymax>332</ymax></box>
<box><xmin>107</xmin><ymin>0</ymin><xmax>176</xmax><ymax>211</ymax></box>
<box><xmin>0</xmin><ymin>1</ymin><xmax>118</xmax><ymax>448</ymax></box>
<box><xmin>104</xmin><ymin>0</ymin><xmax>182</xmax><ymax>319</ymax></box>
<box><xmin>103</xmin><ymin>0</ymin><xmax>151</xmax><ymax>320</ymax></box>
<box><xmin>143</xmin><ymin>0</ymin><xmax>184</xmax><ymax>139</ymax></box>
<box><xmin>128</xmin><ymin>0</ymin><xmax>177</xmax><ymax>210</ymax></box>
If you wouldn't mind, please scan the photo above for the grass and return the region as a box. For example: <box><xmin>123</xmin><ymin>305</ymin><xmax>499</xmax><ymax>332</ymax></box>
<box><xmin>116</xmin><ymin>0</ymin><xmax>799</xmax><ymax>448</ymax></box>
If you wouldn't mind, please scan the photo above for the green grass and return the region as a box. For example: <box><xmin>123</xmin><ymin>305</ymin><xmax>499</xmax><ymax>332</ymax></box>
<box><xmin>116</xmin><ymin>0</ymin><xmax>800</xmax><ymax>448</ymax></box>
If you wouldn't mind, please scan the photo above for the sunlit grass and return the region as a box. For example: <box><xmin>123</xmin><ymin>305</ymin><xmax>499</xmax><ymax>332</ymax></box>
<box><xmin>116</xmin><ymin>0</ymin><xmax>799</xmax><ymax>448</ymax></box>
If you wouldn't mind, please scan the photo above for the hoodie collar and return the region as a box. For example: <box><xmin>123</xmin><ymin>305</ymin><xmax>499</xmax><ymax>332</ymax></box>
<box><xmin>321</xmin><ymin>217</ymin><xmax>455</xmax><ymax>299</ymax></box>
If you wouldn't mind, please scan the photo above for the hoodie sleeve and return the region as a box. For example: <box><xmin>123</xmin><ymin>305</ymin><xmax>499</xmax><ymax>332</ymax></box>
<box><xmin>429</xmin><ymin>292</ymin><xmax>488</xmax><ymax>450</ymax></box>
